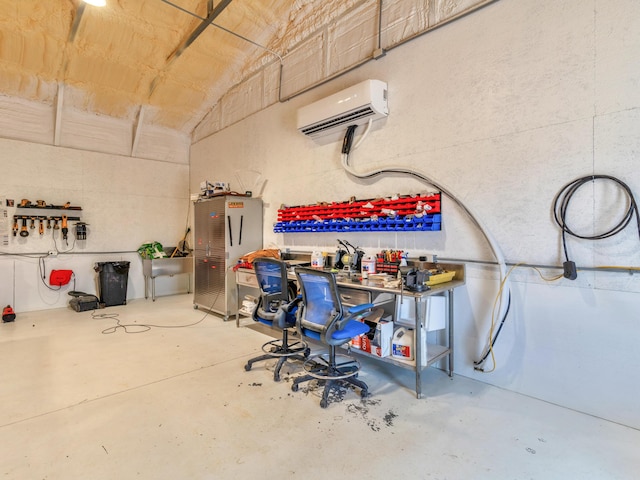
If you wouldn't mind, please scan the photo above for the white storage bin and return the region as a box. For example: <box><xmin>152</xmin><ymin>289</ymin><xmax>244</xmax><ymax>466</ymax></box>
<box><xmin>394</xmin><ymin>295</ymin><xmax>446</xmax><ymax>331</ymax></box>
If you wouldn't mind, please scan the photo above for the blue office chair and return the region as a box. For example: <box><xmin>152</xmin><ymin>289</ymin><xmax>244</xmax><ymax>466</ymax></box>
<box><xmin>291</xmin><ymin>267</ymin><xmax>373</xmax><ymax>408</ymax></box>
<box><xmin>244</xmin><ymin>257</ymin><xmax>309</xmax><ymax>381</ymax></box>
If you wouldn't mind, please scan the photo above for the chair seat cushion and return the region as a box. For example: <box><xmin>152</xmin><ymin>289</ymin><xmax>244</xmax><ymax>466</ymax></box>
<box><xmin>302</xmin><ymin>320</ymin><xmax>369</xmax><ymax>340</ymax></box>
<box><xmin>302</xmin><ymin>329</ymin><xmax>321</xmax><ymax>340</ymax></box>
<box><xmin>303</xmin><ymin>319</ymin><xmax>369</xmax><ymax>341</ymax></box>
<box><xmin>331</xmin><ymin>320</ymin><xmax>369</xmax><ymax>340</ymax></box>
<box><xmin>258</xmin><ymin>318</ymin><xmax>273</xmax><ymax>327</ymax></box>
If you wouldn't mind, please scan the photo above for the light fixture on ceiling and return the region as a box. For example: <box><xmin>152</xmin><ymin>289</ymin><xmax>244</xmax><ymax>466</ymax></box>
<box><xmin>82</xmin><ymin>0</ymin><xmax>106</xmax><ymax>6</ymax></box>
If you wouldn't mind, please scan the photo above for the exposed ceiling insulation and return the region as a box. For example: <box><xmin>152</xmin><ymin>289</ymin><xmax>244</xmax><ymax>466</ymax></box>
<box><xmin>0</xmin><ymin>0</ymin><xmax>493</xmax><ymax>160</ymax></box>
<box><xmin>0</xmin><ymin>0</ymin><xmax>348</xmax><ymax>131</ymax></box>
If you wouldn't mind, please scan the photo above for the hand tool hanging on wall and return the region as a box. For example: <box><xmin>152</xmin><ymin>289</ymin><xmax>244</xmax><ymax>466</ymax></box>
<box><xmin>12</xmin><ymin>217</ymin><xmax>18</xmax><ymax>237</ymax></box>
<box><xmin>53</xmin><ymin>217</ymin><xmax>60</xmax><ymax>230</ymax></box>
<box><xmin>46</xmin><ymin>218</ymin><xmax>52</xmax><ymax>229</ymax></box>
<box><xmin>61</xmin><ymin>215</ymin><xmax>68</xmax><ymax>244</ymax></box>
<box><xmin>75</xmin><ymin>222</ymin><xmax>88</xmax><ymax>240</ymax></box>
<box><xmin>19</xmin><ymin>218</ymin><xmax>29</xmax><ymax>237</ymax></box>
<box><xmin>38</xmin><ymin>218</ymin><xmax>44</xmax><ymax>235</ymax></box>
<box><xmin>29</xmin><ymin>217</ymin><xmax>36</xmax><ymax>230</ymax></box>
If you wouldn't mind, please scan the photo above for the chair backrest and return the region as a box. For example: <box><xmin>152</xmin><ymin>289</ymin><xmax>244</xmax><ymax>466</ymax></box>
<box><xmin>294</xmin><ymin>267</ymin><xmax>343</xmax><ymax>343</ymax></box>
<box><xmin>252</xmin><ymin>257</ymin><xmax>291</xmax><ymax>324</ymax></box>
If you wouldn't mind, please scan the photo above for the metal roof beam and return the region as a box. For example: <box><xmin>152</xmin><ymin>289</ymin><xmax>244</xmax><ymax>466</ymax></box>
<box><xmin>166</xmin><ymin>0</ymin><xmax>233</xmax><ymax>63</ymax></box>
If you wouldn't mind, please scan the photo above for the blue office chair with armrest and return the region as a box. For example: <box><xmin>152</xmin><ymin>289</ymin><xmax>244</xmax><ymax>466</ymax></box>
<box><xmin>244</xmin><ymin>257</ymin><xmax>309</xmax><ymax>381</ymax></box>
<box><xmin>291</xmin><ymin>267</ymin><xmax>374</xmax><ymax>408</ymax></box>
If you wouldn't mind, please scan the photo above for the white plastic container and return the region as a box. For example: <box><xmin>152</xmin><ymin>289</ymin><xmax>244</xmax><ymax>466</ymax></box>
<box><xmin>391</xmin><ymin>327</ymin><xmax>414</xmax><ymax>361</ymax></box>
<box><xmin>361</xmin><ymin>255</ymin><xmax>376</xmax><ymax>278</ymax></box>
<box><xmin>395</xmin><ymin>296</ymin><xmax>446</xmax><ymax>330</ymax></box>
<box><xmin>311</xmin><ymin>251</ymin><xmax>324</xmax><ymax>269</ymax></box>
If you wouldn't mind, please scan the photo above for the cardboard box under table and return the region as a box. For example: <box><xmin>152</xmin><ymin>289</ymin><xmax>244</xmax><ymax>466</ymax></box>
<box><xmin>351</xmin><ymin>311</ymin><xmax>394</xmax><ymax>358</ymax></box>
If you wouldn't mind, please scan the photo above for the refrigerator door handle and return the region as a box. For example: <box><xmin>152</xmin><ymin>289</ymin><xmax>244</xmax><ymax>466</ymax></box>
<box><xmin>227</xmin><ymin>215</ymin><xmax>233</xmax><ymax>246</ymax></box>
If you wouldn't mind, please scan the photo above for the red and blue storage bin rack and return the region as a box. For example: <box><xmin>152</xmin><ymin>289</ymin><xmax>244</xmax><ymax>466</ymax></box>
<box><xmin>273</xmin><ymin>193</ymin><xmax>441</xmax><ymax>233</ymax></box>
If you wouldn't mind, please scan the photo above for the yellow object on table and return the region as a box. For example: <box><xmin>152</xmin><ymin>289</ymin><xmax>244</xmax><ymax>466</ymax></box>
<box><xmin>426</xmin><ymin>271</ymin><xmax>456</xmax><ymax>286</ymax></box>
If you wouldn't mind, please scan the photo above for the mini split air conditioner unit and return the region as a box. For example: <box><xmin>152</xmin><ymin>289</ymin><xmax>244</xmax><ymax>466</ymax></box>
<box><xmin>296</xmin><ymin>79</ymin><xmax>388</xmax><ymax>138</ymax></box>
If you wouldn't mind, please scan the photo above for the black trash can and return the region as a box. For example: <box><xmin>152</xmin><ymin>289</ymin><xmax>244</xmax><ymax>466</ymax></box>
<box><xmin>94</xmin><ymin>261</ymin><xmax>130</xmax><ymax>306</ymax></box>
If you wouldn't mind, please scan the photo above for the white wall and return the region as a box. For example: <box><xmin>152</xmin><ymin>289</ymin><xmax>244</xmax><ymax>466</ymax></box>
<box><xmin>191</xmin><ymin>0</ymin><xmax>640</xmax><ymax>428</ymax></box>
<box><xmin>0</xmin><ymin>138</ymin><xmax>191</xmax><ymax>312</ymax></box>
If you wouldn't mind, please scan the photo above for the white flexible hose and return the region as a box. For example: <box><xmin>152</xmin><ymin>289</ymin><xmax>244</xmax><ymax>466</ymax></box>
<box><xmin>352</xmin><ymin>118</ymin><xmax>373</xmax><ymax>151</ymax></box>
<box><xmin>340</xmin><ymin>151</ymin><xmax>509</xmax><ymax>366</ymax></box>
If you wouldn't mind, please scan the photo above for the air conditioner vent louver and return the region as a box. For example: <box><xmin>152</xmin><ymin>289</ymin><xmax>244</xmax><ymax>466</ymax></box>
<box><xmin>297</xmin><ymin>80</ymin><xmax>388</xmax><ymax>139</ymax></box>
<box><xmin>300</xmin><ymin>106</ymin><xmax>376</xmax><ymax>136</ymax></box>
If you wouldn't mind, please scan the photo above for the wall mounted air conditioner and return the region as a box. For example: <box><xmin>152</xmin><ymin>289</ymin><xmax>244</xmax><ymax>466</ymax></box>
<box><xmin>297</xmin><ymin>79</ymin><xmax>388</xmax><ymax>138</ymax></box>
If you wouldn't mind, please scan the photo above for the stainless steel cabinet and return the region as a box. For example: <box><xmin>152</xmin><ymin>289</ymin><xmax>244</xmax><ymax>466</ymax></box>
<box><xmin>193</xmin><ymin>196</ymin><xmax>263</xmax><ymax>319</ymax></box>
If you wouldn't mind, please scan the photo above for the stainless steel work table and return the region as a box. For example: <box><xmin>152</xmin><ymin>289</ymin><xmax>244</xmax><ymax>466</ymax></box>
<box><xmin>235</xmin><ymin>262</ymin><xmax>465</xmax><ymax>398</ymax></box>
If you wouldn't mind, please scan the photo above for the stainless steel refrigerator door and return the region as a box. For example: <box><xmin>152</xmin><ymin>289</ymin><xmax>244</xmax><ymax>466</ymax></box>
<box><xmin>194</xmin><ymin>198</ymin><xmax>226</xmax><ymax>313</ymax></box>
<box><xmin>222</xmin><ymin>198</ymin><xmax>263</xmax><ymax>317</ymax></box>
<box><xmin>193</xmin><ymin>197</ymin><xmax>263</xmax><ymax>318</ymax></box>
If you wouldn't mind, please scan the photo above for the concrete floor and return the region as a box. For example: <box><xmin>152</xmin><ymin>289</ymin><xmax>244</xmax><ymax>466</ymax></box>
<box><xmin>0</xmin><ymin>294</ymin><xmax>637</xmax><ymax>479</ymax></box>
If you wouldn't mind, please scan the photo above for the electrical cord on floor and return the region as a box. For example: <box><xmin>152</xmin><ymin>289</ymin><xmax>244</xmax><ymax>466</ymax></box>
<box><xmin>96</xmin><ymin>279</ymin><xmax>223</xmax><ymax>334</ymax></box>
<box><xmin>93</xmin><ymin>311</ymin><xmax>148</xmax><ymax>334</ymax></box>
<box><xmin>95</xmin><ymin>310</ymin><xmax>210</xmax><ymax>334</ymax></box>
<box><xmin>553</xmin><ymin>174</ymin><xmax>640</xmax><ymax>278</ymax></box>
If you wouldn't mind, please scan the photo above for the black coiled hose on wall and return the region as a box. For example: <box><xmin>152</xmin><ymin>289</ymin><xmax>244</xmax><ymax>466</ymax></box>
<box><xmin>552</xmin><ymin>174</ymin><xmax>640</xmax><ymax>264</ymax></box>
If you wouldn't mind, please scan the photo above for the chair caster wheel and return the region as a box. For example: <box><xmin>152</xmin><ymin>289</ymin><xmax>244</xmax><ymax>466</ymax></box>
<box><xmin>360</xmin><ymin>389</ymin><xmax>368</xmax><ymax>398</ymax></box>
<box><xmin>274</xmin><ymin>374</ymin><xmax>281</xmax><ymax>382</ymax></box>
<box><xmin>244</xmin><ymin>363</ymin><xmax>252</xmax><ymax>372</ymax></box>
<box><xmin>320</xmin><ymin>399</ymin><xmax>328</xmax><ymax>408</ymax></box>
<box><xmin>291</xmin><ymin>383</ymin><xmax>299</xmax><ymax>392</ymax></box>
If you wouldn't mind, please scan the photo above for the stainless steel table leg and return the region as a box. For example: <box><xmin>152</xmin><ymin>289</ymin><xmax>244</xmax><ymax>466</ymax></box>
<box><xmin>236</xmin><ymin>283</ymin><xmax>241</xmax><ymax>327</ymax></box>
<box><xmin>414</xmin><ymin>296</ymin><xmax>424</xmax><ymax>399</ymax></box>
<box><xmin>448</xmin><ymin>288</ymin><xmax>454</xmax><ymax>377</ymax></box>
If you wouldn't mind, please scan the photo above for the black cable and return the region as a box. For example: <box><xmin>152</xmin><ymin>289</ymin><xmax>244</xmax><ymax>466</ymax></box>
<box><xmin>95</xmin><ymin>310</ymin><xmax>209</xmax><ymax>334</ymax></box>
<box><xmin>93</xmin><ymin>311</ymin><xmax>151</xmax><ymax>334</ymax></box>
<box><xmin>38</xmin><ymin>256</ymin><xmax>77</xmax><ymax>291</ymax></box>
<box><xmin>52</xmin><ymin>232</ymin><xmax>77</xmax><ymax>254</ymax></box>
<box><xmin>474</xmin><ymin>290</ymin><xmax>511</xmax><ymax>368</ymax></box>
<box><xmin>38</xmin><ymin>256</ymin><xmax>62</xmax><ymax>291</ymax></box>
<box><xmin>97</xmin><ymin>270</ymin><xmax>225</xmax><ymax>334</ymax></box>
<box><xmin>341</xmin><ymin>125</ymin><xmax>358</xmax><ymax>154</ymax></box>
<box><xmin>553</xmin><ymin>174</ymin><xmax>640</xmax><ymax>263</ymax></box>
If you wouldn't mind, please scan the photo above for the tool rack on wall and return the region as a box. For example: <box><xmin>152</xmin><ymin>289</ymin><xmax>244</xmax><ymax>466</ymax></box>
<box><xmin>13</xmin><ymin>203</ymin><xmax>82</xmax><ymax>238</ymax></box>
<box><xmin>274</xmin><ymin>193</ymin><xmax>441</xmax><ymax>233</ymax></box>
